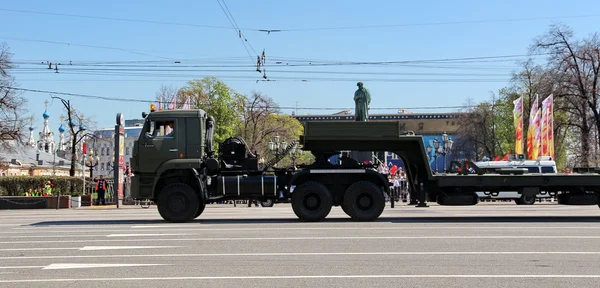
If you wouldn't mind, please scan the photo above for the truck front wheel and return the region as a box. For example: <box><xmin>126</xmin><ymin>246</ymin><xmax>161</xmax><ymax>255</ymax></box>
<box><xmin>342</xmin><ymin>181</ymin><xmax>385</xmax><ymax>221</ymax></box>
<box><xmin>157</xmin><ymin>183</ymin><xmax>200</xmax><ymax>223</ymax></box>
<box><xmin>193</xmin><ymin>201</ymin><xmax>206</xmax><ymax>219</ymax></box>
<box><xmin>291</xmin><ymin>181</ymin><xmax>333</xmax><ymax>222</ymax></box>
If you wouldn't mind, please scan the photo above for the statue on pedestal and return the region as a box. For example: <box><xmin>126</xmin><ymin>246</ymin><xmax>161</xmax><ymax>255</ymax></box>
<box><xmin>353</xmin><ymin>82</ymin><xmax>371</xmax><ymax>121</ymax></box>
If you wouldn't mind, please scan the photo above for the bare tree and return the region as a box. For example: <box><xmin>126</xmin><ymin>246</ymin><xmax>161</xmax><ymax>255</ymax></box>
<box><xmin>0</xmin><ymin>42</ymin><xmax>30</xmax><ymax>151</ymax></box>
<box><xmin>532</xmin><ymin>24</ymin><xmax>600</xmax><ymax>166</ymax></box>
<box><xmin>154</xmin><ymin>84</ymin><xmax>181</xmax><ymax>109</ymax></box>
<box><xmin>52</xmin><ymin>96</ymin><xmax>96</xmax><ymax>177</ymax></box>
<box><xmin>237</xmin><ymin>92</ymin><xmax>304</xmax><ymax>159</ymax></box>
<box><xmin>238</xmin><ymin>92</ymin><xmax>279</xmax><ymax>154</ymax></box>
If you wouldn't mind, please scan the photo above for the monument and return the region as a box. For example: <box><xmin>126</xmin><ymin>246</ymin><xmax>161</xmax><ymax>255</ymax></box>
<box><xmin>354</xmin><ymin>82</ymin><xmax>371</xmax><ymax>121</ymax></box>
<box><xmin>351</xmin><ymin>82</ymin><xmax>376</xmax><ymax>164</ymax></box>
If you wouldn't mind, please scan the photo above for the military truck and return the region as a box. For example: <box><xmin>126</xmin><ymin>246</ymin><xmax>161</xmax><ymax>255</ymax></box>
<box><xmin>130</xmin><ymin>108</ymin><xmax>600</xmax><ymax>223</ymax></box>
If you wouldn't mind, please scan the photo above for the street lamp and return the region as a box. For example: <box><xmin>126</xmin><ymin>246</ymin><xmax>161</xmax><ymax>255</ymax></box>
<box><xmin>432</xmin><ymin>138</ymin><xmax>440</xmax><ymax>172</ymax></box>
<box><xmin>440</xmin><ymin>133</ymin><xmax>454</xmax><ymax>172</ymax></box>
<box><xmin>85</xmin><ymin>150</ymin><xmax>100</xmax><ymax>179</ymax></box>
<box><xmin>268</xmin><ymin>134</ymin><xmax>286</xmax><ymax>167</ymax></box>
<box><xmin>289</xmin><ymin>145</ymin><xmax>303</xmax><ymax>168</ymax></box>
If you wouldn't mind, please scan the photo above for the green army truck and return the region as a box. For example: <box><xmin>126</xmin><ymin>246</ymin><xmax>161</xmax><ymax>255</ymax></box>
<box><xmin>130</xmin><ymin>108</ymin><xmax>600</xmax><ymax>223</ymax></box>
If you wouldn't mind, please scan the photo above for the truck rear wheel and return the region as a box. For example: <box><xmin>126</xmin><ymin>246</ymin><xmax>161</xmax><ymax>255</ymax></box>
<box><xmin>291</xmin><ymin>181</ymin><xmax>333</xmax><ymax>222</ymax></box>
<box><xmin>157</xmin><ymin>183</ymin><xmax>200</xmax><ymax>223</ymax></box>
<box><xmin>342</xmin><ymin>181</ymin><xmax>385</xmax><ymax>221</ymax></box>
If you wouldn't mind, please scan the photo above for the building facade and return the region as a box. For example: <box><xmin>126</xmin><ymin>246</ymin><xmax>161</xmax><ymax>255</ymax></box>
<box><xmin>85</xmin><ymin>120</ymin><xmax>144</xmax><ymax>178</ymax></box>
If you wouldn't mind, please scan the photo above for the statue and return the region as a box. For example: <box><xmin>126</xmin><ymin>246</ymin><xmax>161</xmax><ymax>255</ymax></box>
<box><xmin>353</xmin><ymin>82</ymin><xmax>371</xmax><ymax>121</ymax></box>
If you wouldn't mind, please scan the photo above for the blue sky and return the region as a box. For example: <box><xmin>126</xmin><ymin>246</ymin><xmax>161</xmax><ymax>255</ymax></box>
<box><xmin>2</xmin><ymin>0</ymin><xmax>600</xmax><ymax>132</ymax></box>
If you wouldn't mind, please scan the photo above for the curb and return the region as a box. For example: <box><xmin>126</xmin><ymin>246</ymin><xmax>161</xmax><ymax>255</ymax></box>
<box><xmin>81</xmin><ymin>205</ymin><xmax>118</xmax><ymax>209</ymax></box>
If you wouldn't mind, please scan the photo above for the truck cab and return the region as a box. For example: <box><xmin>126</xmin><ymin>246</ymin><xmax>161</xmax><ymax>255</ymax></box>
<box><xmin>130</xmin><ymin>109</ymin><xmax>209</xmax><ymax>200</ymax></box>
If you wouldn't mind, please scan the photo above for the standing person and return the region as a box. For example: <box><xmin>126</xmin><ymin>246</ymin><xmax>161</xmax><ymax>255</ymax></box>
<box><xmin>95</xmin><ymin>175</ymin><xmax>107</xmax><ymax>205</ymax></box>
<box><xmin>42</xmin><ymin>181</ymin><xmax>53</xmax><ymax>196</ymax></box>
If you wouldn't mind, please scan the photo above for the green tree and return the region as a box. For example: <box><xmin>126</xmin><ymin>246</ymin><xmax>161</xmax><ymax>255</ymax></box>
<box><xmin>178</xmin><ymin>77</ymin><xmax>245</xmax><ymax>149</ymax></box>
<box><xmin>456</xmin><ymin>83</ymin><xmax>569</xmax><ymax>170</ymax></box>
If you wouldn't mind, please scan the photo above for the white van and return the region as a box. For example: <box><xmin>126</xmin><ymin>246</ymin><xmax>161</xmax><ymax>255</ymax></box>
<box><xmin>474</xmin><ymin>156</ymin><xmax>558</xmax><ymax>204</ymax></box>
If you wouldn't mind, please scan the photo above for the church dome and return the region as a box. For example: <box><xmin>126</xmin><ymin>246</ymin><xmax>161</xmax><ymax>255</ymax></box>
<box><xmin>43</xmin><ymin>111</ymin><xmax>50</xmax><ymax>119</ymax></box>
<box><xmin>29</xmin><ymin>126</ymin><xmax>34</xmax><ymax>131</ymax></box>
<box><xmin>58</xmin><ymin>124</ymin><xmax>65</xmax><ymax>133</ymax></box>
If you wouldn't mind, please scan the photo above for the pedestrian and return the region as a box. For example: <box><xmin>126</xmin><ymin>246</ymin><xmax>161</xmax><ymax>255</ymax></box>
<box><xmin>95</xmin><ymin>175</ymin><xmax>107</xmax><ymax>205</ymax></box>
<box><xmin>42</xmin><ymin>181</ymin><xmax>53</xmax><ymax>196</ymax></box>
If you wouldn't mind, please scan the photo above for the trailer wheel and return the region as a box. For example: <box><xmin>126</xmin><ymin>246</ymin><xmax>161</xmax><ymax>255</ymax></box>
<box><xmin>516</xmin><ymin>195</ymin><xmax>535</xmax><ymax>205</ymax></box>
<box><xmin>157</xmin><ymin>183</ymin><xmax>200</xmax><ymax>223</ymax></box>
<box><xmin>342</xmin><ymin>181</ymin><xmax>385</xmax><ymax>221</ymax></box>
<box><xmin>291</xmin><ymin>181</ymin><xmax>333</xmax><ymax>222</ymax></box>
<box><xmin>261</xmin><ymin>199</ymin><xmax>275</xmax><ymax>207</ymax></box>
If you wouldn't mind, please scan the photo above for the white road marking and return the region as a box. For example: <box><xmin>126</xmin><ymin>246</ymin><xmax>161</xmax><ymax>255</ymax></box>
<box><xmin>2</xmin><ymin>274</ymin><xmax>600</xmax><ymax>282</ymax></box>
<box><xmin>0</xmin><ymin>247</ymin><xmax>78</xmax><ymax>251</ymax></box>
<box><xmin>2</xmin><ymin>251</ymin><xmax>600</xmax><ymax>260</ymax></box>
<box><xmin>5</xmin><ymin>234</ymin><xmax>600</xmax><ymax>244</ymax></box>
<box><xmin>42</xmin><ymin>263</ymin><xmax>168</xmax><ymax>270</ymax></box>
<box><xmin>106</xmin><ymin>233</ymin><xmax>188</xmax><ymax>237</ymax></box>
<box><xmin>131</xmin><ymin>225</ymin><xmax>203</xmax><ymax>228</ymax></box>
<box><xmin>5</xmin><ymin>225</ymin><xmax>600</xmax><ymax>234</ymax></box>
<box><xmin>4</xmin><ymin>235</ymin><xmax>103</xmax><ymax>238</ymax></box>
<box><xmin>0</xmin><ymin>266</ymin><xmax>45</xmax><ymax>269</ymax></box>
<box><xmin>79</xmin><ymin>246</ymin><xmax>180</xmax><ymax>251</ymax></box>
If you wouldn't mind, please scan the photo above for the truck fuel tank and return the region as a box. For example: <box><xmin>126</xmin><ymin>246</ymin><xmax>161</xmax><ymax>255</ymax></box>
<box><xmin>216</xmin><ymin>175</ymin><xmax>279</xmax><ymax>198</ymax></box>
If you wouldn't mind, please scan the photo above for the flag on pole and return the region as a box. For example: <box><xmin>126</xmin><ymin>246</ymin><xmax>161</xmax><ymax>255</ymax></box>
<box><xmin>169</xmin><ymin>97</ymin><xmax>175</xmax><ymax>110</ymax></box>
<box><xmin>183</xmin><ymin>96</ymin><xmax>191</xmax><ymax>109</ymax></box>
<box><xmin>532</xmin><ymin>108</ymin><xmax>542</xmax><ymax>160</ymax></box>
<box><xmin>541</xmin><ymin>95</ymin><xmax>554</xmax><ymax>159</ymax></box>
<box><xmin>526</xmin><ymin>95</ymin><xmax>539</xmax><ymax>159</ymax></box>
<box><xmin>513</xmin><ymin>96</ymin><xmax>524</xmax><ymax>154</ymax></box>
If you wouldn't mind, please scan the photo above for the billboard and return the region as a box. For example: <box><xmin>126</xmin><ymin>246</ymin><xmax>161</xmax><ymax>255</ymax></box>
<box><xmin>386</xmin><ymin>135</ymin><xmax>462</xmax><ymax>173</ymax></box>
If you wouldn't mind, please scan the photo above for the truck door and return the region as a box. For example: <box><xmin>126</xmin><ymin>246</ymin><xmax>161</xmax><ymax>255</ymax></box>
<box><xmin>137</xmin><ymin>117</ymin><xmax>185</xmax><ymax>174</ymax></box>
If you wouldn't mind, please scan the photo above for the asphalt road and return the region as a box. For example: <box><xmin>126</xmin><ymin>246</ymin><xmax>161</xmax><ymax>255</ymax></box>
<box><xmin>1</xmin><ymin>202</ymin><xmax>600</xmax><ymax>287</ymax></box>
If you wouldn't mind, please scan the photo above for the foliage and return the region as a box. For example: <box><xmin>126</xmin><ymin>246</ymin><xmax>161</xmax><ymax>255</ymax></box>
<box><xmin>0</xmin><ymin>176</ymin><xmax>85</xmax><ymax>196</ymax></box>
<box><xmin>178</xmin><ymin>77</ymin><xmax>245</xmax><ymax>149</ymax></box>
<box><xmin>277</xmin><ymin>149</ymin><xmax>315</xmax><ymax>168</ymax></box>
<box><xmin>456</xmin><ymin>84</ymin><xmax>570</xmax><ymax>170</ymax></box>
<box><xmin>0</xmin><ymin>42</ymin><xmax>30</xmax><ymax>150</ymax></box>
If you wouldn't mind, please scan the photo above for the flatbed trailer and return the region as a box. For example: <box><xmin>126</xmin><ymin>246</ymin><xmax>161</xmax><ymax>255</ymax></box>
<box><xmin>300</xmin><ymin>121</ymin><xmax>600</xmax><ymax>207</ymax></box>
<box><xmin>129</xmin><ymin>109</ymin><xmax>600</xmax><ymax>223</ymax></box>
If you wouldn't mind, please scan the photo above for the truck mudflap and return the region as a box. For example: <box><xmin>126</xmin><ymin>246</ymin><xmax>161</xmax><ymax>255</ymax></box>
<box><xmin>216</xmin><ymin>175</ymin><xmax>279</xmax><ymax>198</ymax></box>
